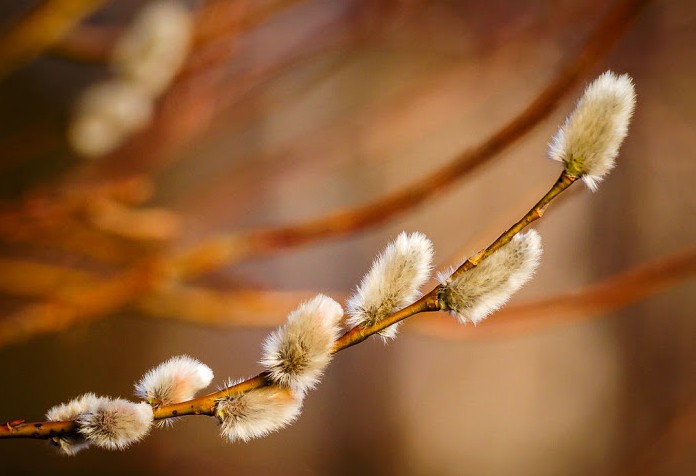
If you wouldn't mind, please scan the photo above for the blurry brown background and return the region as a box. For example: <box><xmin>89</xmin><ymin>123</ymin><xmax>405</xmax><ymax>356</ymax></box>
<box><xmin>0</xmin><ymin>0</ymin><xmax>695</xmax><ymax>475</ymax></box>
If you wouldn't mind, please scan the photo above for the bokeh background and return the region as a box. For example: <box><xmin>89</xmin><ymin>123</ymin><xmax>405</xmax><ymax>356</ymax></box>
<box><xmin>0</xmin><ymin>0</ymin><xmax>694</xmax><ymax>474</ymax></box>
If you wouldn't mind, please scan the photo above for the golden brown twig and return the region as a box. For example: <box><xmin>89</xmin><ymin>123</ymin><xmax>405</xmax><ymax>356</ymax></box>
<box><xmin>85</xmin><ymin>199</ymin><xmax>181</xmax><ymax>242</ymax></box>
<box><xmin>137</xmin><ymin>286</ymin><xmax>319</xmax><ymax>328</ymax></box>
<box><xmin>332</xmin><ymin>170</ymin><xmax>575</xmax><ymax>351</ymax></box>
<box><xmin>0</xmin><ymin>176</ymin><xmax>163</xmax><ymax>264</ymax></box>
<box><xmin>0</xmin><ymin>266</ymin><xmax>156</xmax><ymax>349</ymax></box>
<box><xmin>0</xmin><ymin>0</ymin><xmax>107</xmax><ymax>78</ymax></box>
<box><xmin>0</xmin><ymin>216</ymin><xmax>147</xmax><ymax>265</ymax></box>
<box><xmin>0</xmin><ymin>258</ymin><xmax>94</xmax><ymax>298</ymax></box>
<box><xmin>151</xmin><ymin>171</ymin><xmax>575</xmax><ymax>416</ymax></box>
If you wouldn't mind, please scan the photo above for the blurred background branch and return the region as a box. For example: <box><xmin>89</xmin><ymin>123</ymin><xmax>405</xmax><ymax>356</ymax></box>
<box><xmin>0</xmin><ymin>0</ymin><xmax>107</xmax><ymax>78</ymax></box>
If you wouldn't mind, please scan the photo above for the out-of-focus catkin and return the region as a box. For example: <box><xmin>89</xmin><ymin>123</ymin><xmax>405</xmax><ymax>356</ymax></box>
<box><xmin>68</xmin><ymin>79</ymin><xmax>153</xmax><ymax>158</ymax></box>
<box><xmin>68</xmin><ymin>1</ymin><xmax>192</xmax><ymax>158</ymax></box>
<box><xmin>112</xmin><ymin>0</ymin><xmax>192</xmax><ymax>96</ymax></box>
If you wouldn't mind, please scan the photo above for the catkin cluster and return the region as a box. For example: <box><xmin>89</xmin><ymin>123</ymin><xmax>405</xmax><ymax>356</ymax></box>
<box><xmin>68</xmin><ymin>1</ymin><xmax>192</xmax><ymax>157</ymax></box>
<box><xmin>46</xmin><ymin>356</ymin><xmax>212</xmax><ymax>454</ymax></box>
<box><xmin>44</xmin><ymin>229</ymin><xmax>543</xmax><ymax>454</ymax></box>
<box><xmin>41</xmin><ymin>70</ymin><xmax>635</xmax><ymax>455</ymax></box>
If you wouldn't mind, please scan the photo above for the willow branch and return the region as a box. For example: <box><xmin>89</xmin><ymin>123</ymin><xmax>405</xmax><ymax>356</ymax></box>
<box><xmin>0</xmin><ymin>164</ymin><xmax>580</xmax><ymax>438</ymax></box>
<box><xmin>0</xmin><ymin>266</ymin><xmax>156</xmax><ymax>349</ymax></box>
<box><xmin>0</xmin><ymin>258</ymin><xmax>94</xmax><ymax>298</ymax></box>
<box><xmin>0</xmin><ymin>175</ymin><xmax>156</xmax><ymax>241</ymax></box>
<box><xmin>57</xmin><ymin>175</ymin><xmax>156</xmax><ymax>206</ymax></box>
<box><xmin>167</xmin><ymin>0</ymin><xmax>649</xmax><ymax>280</ymax></box>
<box><xmin>137</xmin><ymin>286</ymin><xmax>320</xmax><ymax>328</ymax></box>
<box><xmin>0</xmin><ymin>0</ymin><xmax>107</xmax><ymax>78</ymax></box>
<box><xmin>0</xmin><ymin>218</ymin><xmax>149</xmax><ymax>265</ymax></box>
<box><xmin>85</xmin><ymin>199</ymin><xmax>181</xmax><ymax>242</ymax></box>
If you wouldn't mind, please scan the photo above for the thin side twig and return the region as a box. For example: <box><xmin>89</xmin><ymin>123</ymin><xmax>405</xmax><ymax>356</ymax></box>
<box><xmin>137</xmin><ymin>286</ymin><xmax>320</xmax><ymax>328</ymax></box>
<box><xmin>0</xmin><ymin>258</ymin><xmax>95</xmax><ymax>298</ymax></box>
<box><xmin>0</xmin><ymin>0</ymin><xmax>107</xmax><ymax>78</ymax></box>
<box><xmin>0</xmin><ymin>266</ymin><xmax>157</xmax><ymax>349</ymax></box>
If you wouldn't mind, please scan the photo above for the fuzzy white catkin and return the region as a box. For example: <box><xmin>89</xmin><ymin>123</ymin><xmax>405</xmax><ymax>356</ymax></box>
<box><xmin>69</xmin><ymin>1</ymin><xmax>191</xmax><ymax>158</ymax></box>
<box><xmin>46</xmin><ymin>394</ymin><xmax>154</xmax><ymax>454</ymax></box>
<box><xmin>346</xmin><ymin>232</ymin><xmax>434</xmax><ymax>340</ymax></box>
<box><xmin>76</xmin><ymin>398</ymin><xmax>154</xmax><ymax>450</ymax></box>
<box><xmin>112</xmin><ymin>0</ymin><xmax>192</xmax><ymax>96</ymax></box>
<box><xmin>438</xmin><ymin>230</ymin><xmax>542</xmax><ymax>324</ymax></box>
<box><xmin>46</xmin><ymin>393</ymin><xmax>109</xmax><ymax>455</ymax></box>
<box><xmin>548</xmin><ymin>71</ymin><xmax>636</xmax><ymax>191</ymax></box>
<box><xmin>260</xmin><ymin>295</ymin><xmax>343</xmax><ymax>393</ymax></box>
<box><xmin>68</xmin><ymin>78</ymin><xmax>154</xmax><ymax>157</ymax></box>
<box><xmin>215</xmin><ymin>381</ymin><xmax>303</xmax><ymax>443</ymax></box>
<box><xmin>135</xmin><ymin>355</ymin><xmax>214</xmax><ymax>407</ymax></box>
